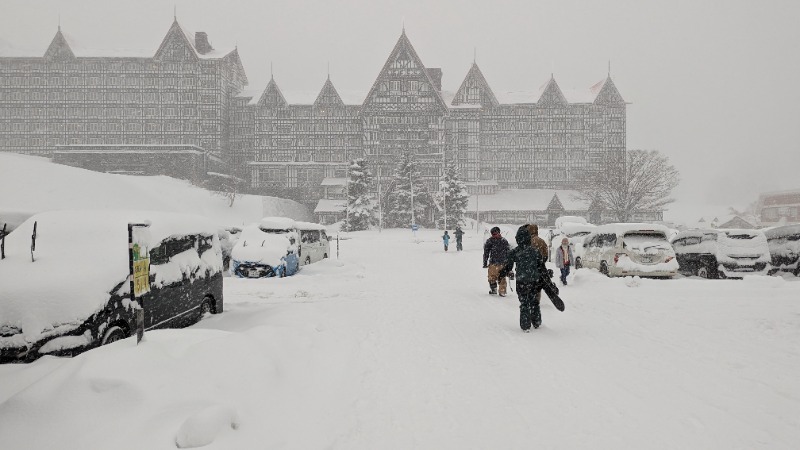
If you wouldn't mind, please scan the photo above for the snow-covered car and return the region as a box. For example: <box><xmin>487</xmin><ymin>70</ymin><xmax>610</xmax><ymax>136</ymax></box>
<box><xmin>230</xmin><ymin>224</ymin><xmax>299</xmax><ymax>278</ymax></box>
<box><xmin>0</xmin><ymin>210</ymin><xmax>224</xmax><ymax>363</ymax></box>
<box><xmin>218</xmin><ymin>226</ymin><xmax>242</xmax><ymax>273</ymax></box>
<box><xmin>549</xmin><ymin>222</ymin><xmax>596</xmax><ymax>268</ymax></box>
<box><xmin>296</xmin><ymin>221</ymin><xmax>330</xmax><ymax>265</ymax></box>
<box><xmin>764</xmin><ymin>224</ymin><xmax>800</xmax><ymax>276</ymax></box>
<box><xmin>581</xmin><ymin>223</ymin><xmax>678</xmax><ymax>278</ymax></box>
<box><xmin>672</xmin><ymin>229</ymin><xmax>772</xmax><ymax>279</ymax></box>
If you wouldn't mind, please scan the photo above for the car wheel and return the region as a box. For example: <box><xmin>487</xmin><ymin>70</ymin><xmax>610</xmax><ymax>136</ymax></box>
<box><xmin>200</xmin><ymin>296</ymin><xmax>215</xmax><ymax>317</ymax></box>
<box><xmin>794</xmin><ymin>266</ymin><xmax>800</xmax><ymax>277</ymax></box>
<box><xmin>600</xmin><ymin>261</ymin><xmax>610</xmax><ymax>277</ymax></box>
<box><xmin>717</xmin><ymin>270</ymin><xmax>727</xmax><ymax>280</ymax></box>
<box><xmin>697</xmin><ymin>266</ymin><xmax>709</xmax><ymax>278</ymax></box>
<box><xmin>101</xmin><ymin>325</ymin><xmax>127</xmax><ymax>345</ymax></box>
<box><xmin>305</xmin><ymin>256</ymin><xmax>311</xmax><ymax>265</ymax></box>
<box><xmin>575</xmin><ymin>257</ymin><xmax>582</xmax><ymax>269</ymax></box>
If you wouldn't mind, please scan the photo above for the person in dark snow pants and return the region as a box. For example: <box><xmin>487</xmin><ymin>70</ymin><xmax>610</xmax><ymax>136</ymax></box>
<box><xmin>499</xmin><ymin>225</ymin><xmax>546</xmax><ymax>331</ymax></box>
<box><xmin>442</xmin><ymin>231</ymin><xmax>450</xmax><ymax>251</ymax></box>
<box><xmin>483</xmin><ymin>227</ymin><xmax>510</xmax><ymax>296</ymax></box>
<box><xmin>454</xmin><ymin>226</ymin><xmax>464</xmax><ymax>251</ymax></box>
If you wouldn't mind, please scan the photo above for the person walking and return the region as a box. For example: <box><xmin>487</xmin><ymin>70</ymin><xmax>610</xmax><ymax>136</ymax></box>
<box><xmin>442</xmin><ymin>230</ymin><xmax>451</xmax><ymax>252</ymax></box>
<box><xmin>454</xmin><ymin>226</ymin><xmax>464</xmax><ymax>251</ymax></box>
<box><xmin>555</xmin><ymin>237</ymin><xmax>575</xmax><ymax>285</ymax></box>
<box><xmin>499</xmin><ymin>225</ymin><xmax>546</xmax><ymax>331</ymax></box>
<box><xmin>483</xmin><ymin>226</ymin><xmax>510</xmax><ymax>296</ymax></box>
<box><xmin>526</xmin><ymin>223</ymin><xmax>551</xmax><ymax>308</ymax></box>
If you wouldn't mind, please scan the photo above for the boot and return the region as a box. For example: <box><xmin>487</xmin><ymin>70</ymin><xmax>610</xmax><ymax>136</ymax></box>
<box><xmin>519</xmin><ymin>304</ymin><xmax>531</xmax><ymax>331</ymax></box>
<box><xmin>489</xmin><ymin>281</ymin><xmax>498</xmax><ymax>295</ymax></box>
<box><xmin>531</xmin><ymin>303</ymin><xmax>542</xmax><ymax>329</ymax></box>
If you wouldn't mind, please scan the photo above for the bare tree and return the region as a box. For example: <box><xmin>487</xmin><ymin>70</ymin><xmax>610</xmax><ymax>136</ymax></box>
<box><xmin>575</xmin><ymin>149</ymin><xmax>680</xmax><ymax>222</ymax></box>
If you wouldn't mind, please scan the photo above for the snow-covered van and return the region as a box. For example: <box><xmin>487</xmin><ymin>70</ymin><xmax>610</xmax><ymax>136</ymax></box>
<box><xmin>764</xmin><ymin>225</ymin><xmax>800</xmax><ymax>276</ymax></box>
<box><xmin>549</xmin><ymin>222</ymin><xmax>596</xmax><ymax>268</ymax></box>
<box><xmin>581</xmin><ymin>223</ymin><xmax>678</xmax><ymax>278</ymax></box>
<box><xmin>296</xmin><ymin>221</ymin><xmax>330</xmax><ymax>265</ymax></box>
<box><xmin>0</xmin><ymin>210</ymin><xmax>224</xmax><ymax>363</ymax></box>
<box><xmin>230</xmin><ymin>223</ymin><xmax>299</xmax><ymax>278</ymax></box>
<box><xmin>671</xmin><ymin>229</ymin><xmax>772</xmax><ymax>279</ymax></box>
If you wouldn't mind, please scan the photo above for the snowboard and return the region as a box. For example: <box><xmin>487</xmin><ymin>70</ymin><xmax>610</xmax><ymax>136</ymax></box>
<box><xmin>541</xmin><ymin>269</ymin><xmax>565</xmax><ymax>312</ymax></box>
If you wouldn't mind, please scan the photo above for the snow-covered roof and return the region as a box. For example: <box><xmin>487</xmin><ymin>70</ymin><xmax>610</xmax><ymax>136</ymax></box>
<box><xmin>314</xmin><ymin>199</ymin><xmax>346</xmax><ymax>213</ymax></box>
<box><xmin>247</xmin><ymin>86</ymin><xmax>367</xmax><ymax>106</ymax></box>
<box><xmin>259</xmin><ymin>216</ymin><xmax>297</xmax><ymax>230</ymax></box>
<box><xmin>295</xmin><ymin>221</ymin><xmax>326</xmax><ymax>231</ymax></box>
<box><xmin>0</xmin><ymin>210</ymin><xmax>220</xmax><ymax>339</ymax></box>
<box><xmin>466</xmin><ymin>189</ymin><xmax>587</xmax><ymax>212</ymax></box>
<box><xmin>321</xmin><ymin>178</ymin><xmax>347</xmax><ymax>187</ymax></box>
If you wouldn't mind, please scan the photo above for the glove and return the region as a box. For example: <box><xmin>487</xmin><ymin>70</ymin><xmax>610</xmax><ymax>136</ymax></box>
<box><xmin>483</xmin><ymin>264</ymin><xmax>488</xmax><ymax>268</ymax></box>
<box><xmin>547</xmin><ymin>269</ymin><xmax>554</xmax><ymax>279</ymax></box>
<box><xmin>508</xmin><ymin>272</ymin><xmax>515</xmax><ymax>280</ymax></box>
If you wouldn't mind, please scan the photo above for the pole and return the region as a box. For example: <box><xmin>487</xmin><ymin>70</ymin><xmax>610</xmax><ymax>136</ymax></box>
<box><xmin>410</xmin><ymin>160</ymin><xmax>415</xmax><ymax>229</ymax></box>
<box><xmin>377</xmin><ymin>172</ymin><xmax>382</xmax><ymax>232</ymax></box>
<box><xmin>476</xmin><ymin>185</ymin><xmax>480</xmax><ymax>234</ymax></box>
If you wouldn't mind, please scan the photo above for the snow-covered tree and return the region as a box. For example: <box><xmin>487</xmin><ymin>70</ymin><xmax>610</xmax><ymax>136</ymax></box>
<box><xmin>575</xmin><ymin>149</ymin><xmax>680</xmax><ymax>222</ymax></box>
<box><xmin>384</xmin><ymin>153</ymin><xmax>433</xmax><ymax>228</ymax></box>
<box><xmin>341</xmin><ymin>158</ymin><xmax>376</xmax><ymax>231</ymax></box>
<box><xmin>435</xmin><ymin>157</ymin><xmax>469</xmax><ymax>229</ymax></box>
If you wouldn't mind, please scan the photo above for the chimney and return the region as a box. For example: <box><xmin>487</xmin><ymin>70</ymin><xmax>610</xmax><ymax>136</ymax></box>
<box><xmin>425</xmin><ymin>68</ymin><xmax>442</xmax><ymax>91</ymax></box>
<box><xmin>195</xmin><ymin>32</ymin><xmax>213</xmax><ymax>55</ymax></box>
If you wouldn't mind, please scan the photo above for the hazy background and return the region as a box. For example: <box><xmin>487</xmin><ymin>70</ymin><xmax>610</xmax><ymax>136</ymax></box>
<box><xmin>2</xmin><ymin>0</ymin><xmax>798</xmax><ymax>223</ymax></box>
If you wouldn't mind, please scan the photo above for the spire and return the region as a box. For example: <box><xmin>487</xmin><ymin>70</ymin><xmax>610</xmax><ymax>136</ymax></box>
<box><xmin>270</xmin><ymin>61</ymin><xmax>273</xmax><ymax>80</ymax></box>
<box><xmin>608</xmin><ymin>60</ymin><xmax>611</xmax><ymax>77</ymax></box>
<box><xmin>58</xmin><ymin>14</ymin><xmax>61</xmax><ymax>31</ymax></box>
<box><xmin>473</xmin><ymin>47</ymin><xmax>476</xmax><ymax>64</ymax></box>
<box><xmin>327</xmin><ymin>61</ymin><xmax>330</xmax><ymax>80</ymax></box>
<box><xmin>174</xmin><ymin>4</ymin><xmax>177</xmax><ymax>21</ymax></box>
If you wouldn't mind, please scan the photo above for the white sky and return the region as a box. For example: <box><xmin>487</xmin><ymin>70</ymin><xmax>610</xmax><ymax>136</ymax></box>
<box><xmin>2</xmin><ymin>0</ymin><xmax>799</xmax><ymax>219</ymax></box>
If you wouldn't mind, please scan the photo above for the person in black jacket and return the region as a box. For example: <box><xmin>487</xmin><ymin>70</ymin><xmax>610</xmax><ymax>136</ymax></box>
<box><xmin>482</xmin><ymin>226</ymin><xmax>510</xmax><ymax>296</ymax></box>
<box><xmin>454</xmin><ymin>226</ymin><xmax>464</xmax><ymax>251</ymax></box>
<box><xmin>499</xmin><ymin>225</ymin><xmax>546</xmax><ymax>331</ymax></box>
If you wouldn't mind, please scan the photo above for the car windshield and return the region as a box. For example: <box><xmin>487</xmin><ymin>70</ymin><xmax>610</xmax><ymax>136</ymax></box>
<box><xmin>623</xmin><ymin>232</ymin><xmax>670</xmax><ymax>253</ymax></box>
<box><xmin>724</xmin><ymin>232</ymin><xmax>756</xmax><ymax>240</ymax></box>
<box><xmin>567</xmin><ymin>231</ymin><xmax>590</xmax><ymax>238</ymax></box>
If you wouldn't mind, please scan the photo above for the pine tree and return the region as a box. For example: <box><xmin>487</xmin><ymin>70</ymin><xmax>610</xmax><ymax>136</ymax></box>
<box><xmin>341</xmin><ymin>158</ymin><xmax>375</xmax><ymax>232</ymax></box>
<box><xmin>384</xmin><ymin>153</ymin><xmax>433</xmax><ymax>228</ymax></box>
<box><xmin>435</xmin><ymin>157</ymin><xmax>470</xmax><ymax>229</ymax></box>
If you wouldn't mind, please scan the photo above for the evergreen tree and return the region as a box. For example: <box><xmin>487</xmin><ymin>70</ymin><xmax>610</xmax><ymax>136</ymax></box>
<box><xmin>384</xmin><ymin>153</ymin><xmax>433</xmax><ymax>228</ymax></box>
<box><xmin>435</xmin><ymin>157</ymin><xmax>470</xmax><ymax>228</ymax></box>
<box><xmin>341</xmin><ymin>158</ymin><xmax>375</xmax><ymax>232</ymax></box>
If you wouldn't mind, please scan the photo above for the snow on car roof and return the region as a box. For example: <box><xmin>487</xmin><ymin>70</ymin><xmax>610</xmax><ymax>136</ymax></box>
<box><xmin>588</xmin><ymin>223</ymin><xmax>671</xmax><ymax>236</ymax></box>
<box><xmin>764</xmin><ymin>224</ymin><xmax>800</xmax><ymax>239</ymax></box>
<box><xmin>0</xmin><ymin>210</ymin><xmax>218</xmax><ymax>338</ymax></box>
<box><xmin>558</xmin><ymin>222</ymin><xmax>596</xmax><ymax>236</ymax></box>
<box><xmin>295</xmin><ymin>221</ymin><xmax>326</xmax><ymax>231</ymax></box>
<box><xmin>259</xmin><ymin>217</ymin><xmax>297</xmax><ymax>230</ymax></box>
<box><xmin>231</xmin><ymin>225</ymin><xmax>293</xmax><ymax>267</ymax></box>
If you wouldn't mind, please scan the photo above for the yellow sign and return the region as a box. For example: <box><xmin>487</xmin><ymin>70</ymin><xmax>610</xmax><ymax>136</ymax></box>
<box><xmin>133</xmin><ymin>257</ymin><xmax>150</xmax><ymax>297</ymax></box>
<box><xmin>132</xmin><ymin>241</ymin><xmax>150</xmax><ymax>297</ymax></box>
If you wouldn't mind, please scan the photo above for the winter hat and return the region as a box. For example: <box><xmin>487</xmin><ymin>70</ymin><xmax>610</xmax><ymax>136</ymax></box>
<box><xmin>490</xmin><ymin>226</ymin><xmax>501</xmax><ymax>234</ymax></box>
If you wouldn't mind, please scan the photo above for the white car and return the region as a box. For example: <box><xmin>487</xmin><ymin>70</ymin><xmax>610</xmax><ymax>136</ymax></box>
<box><xmin>549</xmin><ymin>222</ymin><xmax>596</xmax><ymax>268</ymax></box>
<box><xmin>581</xmin><ymin>223</ymin><xmax>678</xmax><ymax>278</ymax></box>
<box><xmin>672</xmin><ymin>229</ymin><xmax>772</xmax><ymax>278</ymax></box>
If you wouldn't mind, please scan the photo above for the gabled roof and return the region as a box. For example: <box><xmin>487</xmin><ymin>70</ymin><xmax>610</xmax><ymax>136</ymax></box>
<box><xmin>314</xmin><ymin>77</ymin><xmax>345</xmax><ymax>108</ymax></box>
<box><xmin>466</xmin><ymin>189</ymin><xmax>588</xmax><ymax>212</ymax></box>
<box><xmin>536</xmin><ymin>76</ymin><xmax>568</xmax><ymax>106</ymax></box>
<box><xmin>451</xmin><ymin>62</ymin><xmax>499</xmax><ymax>107</ymax></box>
<box><xmin>43</xmin><ymin>28</ymin><xmax>75</xmax><ymax>61</ymax></box>
<box><xmin>591</xmin><ymin>77</ymin><xmax>625</xmax><ymax>105</ymax></box>
<box><xmin>153</xmin><ymin>19</ymin><xmax>200</xmax><ymax>62</ymax></box>
<box><xmin>362</xmin><ymin>30</ymin><xmax>448</xmax><ymax>112</ymax></box>
<box><xmin>257</xmin><ymin>78</ymin><xmax>288</xmax><ymax>107</ymax></box>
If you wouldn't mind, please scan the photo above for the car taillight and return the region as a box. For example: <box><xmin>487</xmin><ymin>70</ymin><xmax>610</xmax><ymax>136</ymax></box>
<box><xmin>614</xmin><ymin>253</ymin><xmax>625</xmax><ymax>264</ymax></box>
<box><xmin>665</xmin><ymin>256</ymin><xmax>674</xmax><ymax>263</ymax></box>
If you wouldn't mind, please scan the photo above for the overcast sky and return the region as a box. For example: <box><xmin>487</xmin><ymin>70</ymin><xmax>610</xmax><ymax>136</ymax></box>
<box><xmin>2</xmin><ymin>0</ymin><xmax>798</xmax><ymax>222</ymax></box>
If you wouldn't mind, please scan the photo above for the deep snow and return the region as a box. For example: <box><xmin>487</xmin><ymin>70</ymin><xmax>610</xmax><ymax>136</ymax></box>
<box><xmin>1</xmin><ymin>228</ymin><xmax>799</xmax><ymax>449</ymax></box>
<box><xmin>1</xmin><ymin>155</ymin><xmax>799</xmax><ymax>449</ymax></box>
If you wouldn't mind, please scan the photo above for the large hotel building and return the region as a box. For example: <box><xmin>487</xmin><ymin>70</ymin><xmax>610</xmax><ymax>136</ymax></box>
<box><xmin>0</xmin><ymin>19</ymin><xmax>631</xmax><ymax>223</ymax></box>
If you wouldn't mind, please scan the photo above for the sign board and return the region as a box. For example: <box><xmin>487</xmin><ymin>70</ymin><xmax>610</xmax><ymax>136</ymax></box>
<box><xmin>130</xmin><ymin>227</ymin><xmax>151</xmax><ymax>297</ymax></box>
<box><xmin>411</xmin><ymin>224</ymin><xmax>419</xmax><ymax>231</ymax></box>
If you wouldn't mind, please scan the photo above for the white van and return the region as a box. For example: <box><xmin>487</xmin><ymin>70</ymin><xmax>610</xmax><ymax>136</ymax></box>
<box><xmin>295</xmin><ymin>221</ymin><xmax>330</xmax><ymax>265</ymax></box>
<box><xmin>672</xmin><ymin>229</ymin><xmax>772</xmax><ymax>279</ymax></box>
<box><xmin>581</xmin><ymin>223</ymin><xmax>678</xmax><ymax>278</ymax></box>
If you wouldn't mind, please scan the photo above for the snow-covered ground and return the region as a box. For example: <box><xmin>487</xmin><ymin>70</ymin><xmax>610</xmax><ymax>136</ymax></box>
<box><xmin>1</xmin><ymin>227</ymin><xmax>799</xmax><ymax>449</ymax></box>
